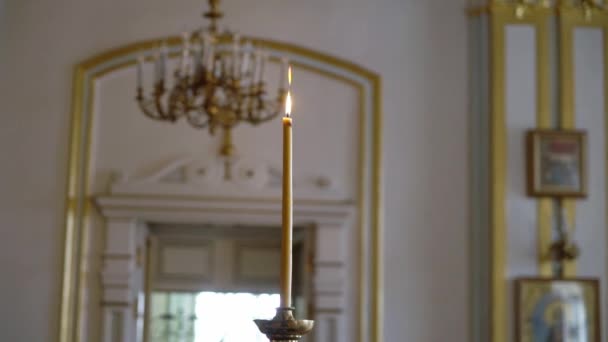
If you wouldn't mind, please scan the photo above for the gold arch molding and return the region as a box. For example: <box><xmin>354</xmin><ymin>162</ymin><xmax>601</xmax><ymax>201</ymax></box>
<box><xmin>58</xmin><ymin>37</ymin><xmax>383</xmax><ymax>342</ymax></box>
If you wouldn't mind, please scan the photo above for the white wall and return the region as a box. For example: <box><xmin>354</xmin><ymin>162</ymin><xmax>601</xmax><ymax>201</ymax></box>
<box><xmin>0</xmin><ymin>0</ymin><xmax>469</xmax><ymax>341</ymax></box>
<box><xmin>505</xmin><ymin>26</ymin><xmax>538</xmax><ymax>279</ymax></box>
<box><xmin>573</xmin><ymin>27</ymin><xmax>607</xmax><ymax>340</ymax></box>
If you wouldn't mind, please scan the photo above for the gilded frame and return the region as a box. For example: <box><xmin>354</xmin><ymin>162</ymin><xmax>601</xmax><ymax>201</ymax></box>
<box><xmin>526</xmin><ymin>129</ymin><xmax>588</xmax><ymax>198</ymax></box>
<box><xmin>57</xmin><ymin>37</ymin><xmax>383</xmax><ymax>342</ymax></box>
<box><xmin>514</xmin><ymin>277</ymin><xmax>601</xmax><ymax>342</ymax></box>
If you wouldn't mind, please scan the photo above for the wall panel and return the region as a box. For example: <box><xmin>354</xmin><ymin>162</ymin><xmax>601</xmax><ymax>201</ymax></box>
<box><xmin>505</xmin><ymin>25</ymin><xmax>538</xmax><ymax>278</ymax></box>
<box><xmin>468</xmin><ymin>3</ymin><xmax>608</xmax><ymax>341</ymax></box>
<box><xmin>573</xmin><ymin>27</ymin><xmax>607</xmax><ymax>340</ymax></box>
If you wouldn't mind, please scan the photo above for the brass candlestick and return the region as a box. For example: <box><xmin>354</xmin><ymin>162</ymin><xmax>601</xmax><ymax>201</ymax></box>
<box><xmin>549</xmin><ymin>237</ymin><xmax>580</xmax><ymax>278</ymax></box>
<box><xmin>255</xmin><ymin>71</ymin><xmax>313</xmax><ymax>341</ymax></box>
<box><xmin>254</xmin><ymin>307</ymin><xmax>314</xmax><ymax>342</ymax></box>
<box><xmin>549</xmin><ymin>207</ymin><xmax>580</xmax><ymax>278</ymax></box>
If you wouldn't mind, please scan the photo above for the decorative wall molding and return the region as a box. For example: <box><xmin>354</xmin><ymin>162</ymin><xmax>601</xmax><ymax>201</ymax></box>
<box><xmin>467</xmin><ymin>0</ymin><xmax>608</xmax><ymax>20</ymax></box>
<box><xmin>469</xmin><ymin>3</ymin><xmax>608</xmax><ymax>342</ymax></box>
<box><xmin>109</xmin><ymin>157</ymin><xmax>344</xmax><ymax>201</ymax></box>
<box><xmin>95</xmin><ymin>191</ymin><xmax>354</xmax><ymax>342</ymax></box>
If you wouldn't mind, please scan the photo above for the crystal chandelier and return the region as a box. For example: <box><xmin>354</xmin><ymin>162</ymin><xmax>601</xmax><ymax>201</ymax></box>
<box><xmin>136</xmin><ymin>0</ymin><xmax>289</xmax><ymax>177</ymax></box>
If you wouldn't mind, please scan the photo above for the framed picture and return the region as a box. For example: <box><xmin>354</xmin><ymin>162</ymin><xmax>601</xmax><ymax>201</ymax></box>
<box><xmin>515</xmin><ymin>278</ymin><xmax>601</xmax><ymax>342</ymax></box>
<box><xmin>527</xmin><ymin>130</ymin><xmax>587</xmax><ymax>197</ymax></box>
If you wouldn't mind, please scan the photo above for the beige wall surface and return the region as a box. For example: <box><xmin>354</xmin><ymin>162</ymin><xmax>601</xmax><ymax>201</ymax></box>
<box><xmin>0</xmin><ymin>0</ymin><xmax>468</xmax><ymax>341</ymax></box>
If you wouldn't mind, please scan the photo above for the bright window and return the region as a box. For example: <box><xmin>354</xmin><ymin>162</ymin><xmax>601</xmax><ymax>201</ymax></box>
<box><xmin>149</xmin><ymin>291</ymin><xmax>279</xmax><ymax>342</ymax></box>
<box><xmin>194</xmin><ymin>292</ymin><xmax>279</xmax><ymax>342</ymax></box>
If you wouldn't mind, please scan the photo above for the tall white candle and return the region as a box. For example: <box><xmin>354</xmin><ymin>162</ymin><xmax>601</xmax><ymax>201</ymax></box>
<box><xmin>205</xmin><ymin>37</ymin><xmax>215</xmax><ymax>73</ymax></box>
<box><xmin>241</xmin><ymin>41</ymin><xmax>252</xmax><ymax>77</ymax></box>
<box><xmin>154</xmin><ymin>50</ymin><xmax>161</xmax><ymax>83</ymax></box>
<box><xmin>160</xmin><ymin>43</ymin><xmax>167</xmax><ymax>81</ymax></box>
<box><xmin>192</xmin><ymin>42</ymin><xmax>202</xmax><ymax>75</ymax></box>
<box><xmin>252</xmin><ymin>49</ymin><xmax>262</xmax><ymax>84</ymax></box>
<box><xmin>201</xmin><ymin>33</ymin><xmax>210</xmax><ymax>69</ymax></box>
<box><xmin>280</xmin><ymin>68</ymin><xmax>293</xmax><ymax>308</ymax></box>
<box><xmin>257</xmin><ymin>52</ymin><xmax>267</xmax><ymax>84</ymax></box>
<box><xmin>180</xmin><ymin>32</ymin><xmax>190</xmax><ymax>75</ymax></box>
<box><xmin>232</xmin><ymin>33</ymin><xmax>240</xmax><ymax>78</ymax></box>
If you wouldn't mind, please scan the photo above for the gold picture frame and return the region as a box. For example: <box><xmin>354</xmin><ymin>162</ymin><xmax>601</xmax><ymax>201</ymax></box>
<box><xmin>515</xmin><ymin>277</ymin><xmax>601</xmax><ymax>342</ymax></box>
<box><xmin>527</xmin><ymin>130</ymin><xmax>587</xmax><ymax>197</ymax></box>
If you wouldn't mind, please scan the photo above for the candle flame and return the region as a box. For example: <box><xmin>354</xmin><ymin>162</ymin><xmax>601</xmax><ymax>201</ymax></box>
<box><xmin>285</xmin><ymin>66</ymin><xmax>293</xmax><ymax>117</ymax></box>
<box><xmin>285</xmin><ymin>91</ymin><xmax>292</xmax><ymax>117</ymax></box>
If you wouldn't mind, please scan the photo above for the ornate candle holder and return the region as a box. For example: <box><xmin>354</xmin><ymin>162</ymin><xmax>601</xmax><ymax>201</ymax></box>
<box><xmin>254</xmin><ymin>307</ymin><xmax>314</xmax><ymax>342</ymax></box>
<box><xmin>549</xmin><ymin>236</ymin><xmax>580</xmax><ymax>278</ymax></box>
<box><xmin>548</xmin><ymin>208</ymin><xmax>581</xmax><ymax>278</ymax></box>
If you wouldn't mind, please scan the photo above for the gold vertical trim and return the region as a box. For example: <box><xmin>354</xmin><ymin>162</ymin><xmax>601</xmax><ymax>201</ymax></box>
<box><xmin>536</xmin><ymin>12</ymin><xmax>554</xmax><ymax>277</ymax></box>
<box><xmin>355</xmin><ymin>82</ymin><xmax>367</xmax><ymax>342</ymax></box>
<box><xmin>73</xmin><ymin>74</ymin><xmax>98</xmax><ymax>342</ymax></box>
<box><xmin>559</xmin><ymin>8</ymin><xmax>578</xmax><ymax>277</ymax></box>
<box><xmin>490</xmin><ymin>11</ymin><xmax>507</xmax><ymax>342</ymax></box>
<box><xmin>605</xmin><ymin>25</ymin><xmax>608</xmax><ymax>304</ymax></box>
<box><xmin>477</xmin><ymin>3</ymin><xmax>606</xmax><ymax>341</ymax></box>
<box><xmin>370</xmin><ymin>76</ymin><xmax>383</xmax><ymax>342</ymax></box>
<box><xmin>58</xmin><ymin>65</ymin><xmax>86</xmax><ymax>342</ymax></box>
<box><xmin>487</xmin><ymin>6</ymin><xmax>555</xmax><ymax>340</ymax></box>
<box><xmin>142</xmin><ymin>238</ymin><xmax>152</xmax><ymax>342</ymax></box>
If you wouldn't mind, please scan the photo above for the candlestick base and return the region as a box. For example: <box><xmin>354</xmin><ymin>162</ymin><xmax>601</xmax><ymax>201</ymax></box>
<box><xmin>254</xmin><ymin>307</ymin><xmax>314</xmax><ymax>341</ymax></box>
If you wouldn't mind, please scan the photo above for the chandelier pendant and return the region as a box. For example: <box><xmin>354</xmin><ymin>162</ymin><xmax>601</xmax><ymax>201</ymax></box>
<box><xmin>135</xmin><ymin>0</ymin><xmax>289</xmax><ymax>179</ymax></box>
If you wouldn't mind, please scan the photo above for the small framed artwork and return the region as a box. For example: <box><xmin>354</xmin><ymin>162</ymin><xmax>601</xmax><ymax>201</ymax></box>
<box><xmin>527</xmin><ymin>130</ymin><xmax>587</xmax><ymax>197</ymax></box>
<box><xmin>515</xmin><ymin>277</ymin><xmax>601</xmax><ymax>342</ymax></box>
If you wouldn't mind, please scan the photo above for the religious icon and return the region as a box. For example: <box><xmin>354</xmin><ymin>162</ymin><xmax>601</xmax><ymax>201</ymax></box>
<box><xmin>527</xmin><ymin>130</ymin><xmax>587</xmax><ymax>197</ymax></box>
<box><xmin>515</xmin><ymin>278</ymin><xmax>600</xmax><ymax>342</ymax></box>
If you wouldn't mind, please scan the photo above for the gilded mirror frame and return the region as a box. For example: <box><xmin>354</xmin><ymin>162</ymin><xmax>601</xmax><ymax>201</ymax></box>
<box><xmin>57</xmin><ymin>37</ymin><xmax>383</xmax><ymax>342</ymax></box>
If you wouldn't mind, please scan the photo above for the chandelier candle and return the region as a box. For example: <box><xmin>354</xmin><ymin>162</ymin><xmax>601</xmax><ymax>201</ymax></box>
<box><xmin>280</xmin><ymin>69</ymin><xmax>293</xmax><ymax>309</ymax></box>
<box><xmin>232</xmin><ymin>33</ymin><xmax>240</xmax><ymax>78</ymax></box>
<box><xmin>136</xmin><ymin>56</ymin><xmax>144</xmax><ymax>89</ymax></box>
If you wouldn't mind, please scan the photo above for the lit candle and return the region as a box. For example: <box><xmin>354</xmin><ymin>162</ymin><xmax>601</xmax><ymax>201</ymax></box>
<box><xmin>280</xmin><ymin>66</ymin><xmax>293</xmax><ymax>308</ymax></box>
<box><xmin>136</xmin><ymin>55</ymin><xmax>144</xmax><ymax>89</ymax></box>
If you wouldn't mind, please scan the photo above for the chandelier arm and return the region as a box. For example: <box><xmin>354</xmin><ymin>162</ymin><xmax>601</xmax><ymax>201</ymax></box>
<box><xmin>167</xmin><ymin>82</ymin><xmax>188</xmax><ymax>121</ymax></box>
<box><xmin>247</xmin><ymin>90</ymin><xmax>285</xmax><ymax>123</ymax></box>
<box><xmin>247</xmin><ymin>104</ymin><xmax>281</xmax><ymax>125</ymax></box>
<box><xmin>153</xmin><ymin>90</ymin><xmax>169</xmax><ymax>121</ymax></box>
<box><xmin>251</xmin><ymin>111</ymin><xmax>281</xmax><ymax>124</ymax></box>
<box><xmin>184</xmin><ymin>107</ymin><xmax>211</xmax><ymax>129</ymax></box>
<box><xmin>137</xmin><ymin>96</ymin><xmax>167</xmax><ymax>121</ymax></box>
